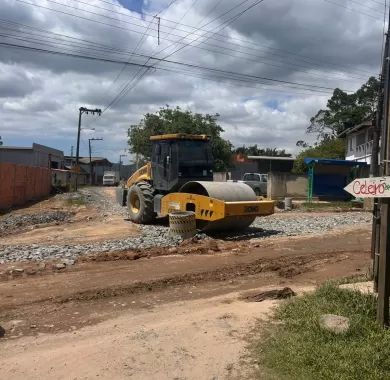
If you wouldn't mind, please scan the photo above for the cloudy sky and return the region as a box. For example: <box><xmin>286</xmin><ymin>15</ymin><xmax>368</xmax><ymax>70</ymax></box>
<box><xmin>0</xmin><ymin>0</ymin><xmax>386</xmax><ymax>163</ymax></box>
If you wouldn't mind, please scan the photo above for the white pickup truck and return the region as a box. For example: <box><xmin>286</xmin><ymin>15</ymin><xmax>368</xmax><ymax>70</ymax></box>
<box><xmin>229</xmin><ymin>173</ymin><xmax>268</xmax><ymax>196</ymax></box>
<box><xmin>103</xmin><ymin>171</ymin><xmax>120</xmax><ymax>186</ymax></box>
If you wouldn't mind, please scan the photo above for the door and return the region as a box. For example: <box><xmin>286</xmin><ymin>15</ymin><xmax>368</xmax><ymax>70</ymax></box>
<box><xmin>152</xmin><ymin>141</ymin><xmax>178</xmax><ymax>191</ymax></box>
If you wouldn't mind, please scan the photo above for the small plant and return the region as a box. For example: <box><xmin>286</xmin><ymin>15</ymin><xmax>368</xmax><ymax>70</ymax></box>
<box><xmin>301</xmin><ymin>201</ymin><xmax>360</xmax><ymax>211</ymax></box>
<box><xmin>250</xmin><ymin>283</ymin><xmax>390</xmax><ymax>380</ymax></box>
<box><xmin>65</xmin><ymin>195</ymin><xmax>86</xmax><ymax>206</ymax></box>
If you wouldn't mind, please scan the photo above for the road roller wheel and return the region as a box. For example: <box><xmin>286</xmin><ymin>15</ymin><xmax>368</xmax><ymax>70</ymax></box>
<box><xmin>179</xmin><ymin>181</ymin><xmax>258</xmax><ymax>231</ymax></box>
<box><xmin>127</xmin><ymin>181</ymin><xmax>156</xmax><ymax>224</ymax></box>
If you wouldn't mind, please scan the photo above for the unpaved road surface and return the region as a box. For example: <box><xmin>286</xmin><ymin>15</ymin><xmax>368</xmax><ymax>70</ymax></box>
<box><xmin>0</xmin><ymin>188</ymin><xmax>372</xmax><ymax>379</ymax></box>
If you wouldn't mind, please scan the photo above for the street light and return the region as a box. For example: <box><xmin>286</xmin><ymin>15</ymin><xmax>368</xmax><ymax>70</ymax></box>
<box><xmin>75</xmin><ymin>107</ymin><xmax>101</xmax><ymax>190</ymax></box>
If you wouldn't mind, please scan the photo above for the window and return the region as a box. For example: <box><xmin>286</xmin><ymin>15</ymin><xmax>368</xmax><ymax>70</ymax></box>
<box><xmin>349</xmin><ymin>137</ymin><xmax>353</xmax><ymax>151</ymax></box>
<box><xmin>356</xmin><ymin>132</ymin><xmax>366</xmax><ymax>146</ymax></box>
<box><xmin>243</xmin><ymin>173</ymin><xmax>260</xmax><ymax>181</ymax></box>
<box><xmin>367</xmin><ymin>128</ymin><xmax>374</xmax><ymax>142</ymax></box>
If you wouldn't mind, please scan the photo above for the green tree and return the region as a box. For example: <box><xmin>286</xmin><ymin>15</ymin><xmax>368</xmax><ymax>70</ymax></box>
<box><xmin>233</xmin><ymin>144</ymin><xmax>292</xmax><ymax>157</ymax></box>
<box><xmin>307</xmin><ymin>76</ymin><xmax>380</xmax><ymax>139</ymax></box>
<box><xmin>292</xmin><ymin>137</ymin><xmax>346</xmax><ymax>174</ymax></box>
<box><xmin>128</xmin><ymin>106</ymin><xmax>233</xmax><ymax>171</ymax></box>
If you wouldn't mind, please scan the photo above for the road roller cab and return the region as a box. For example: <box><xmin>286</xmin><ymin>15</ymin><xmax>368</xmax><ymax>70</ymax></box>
<box><xmin>150</xmin><ymin>134</ymin><xmax>213</xmax><ymax>192</ymax></box>
<box><xmin>122</xmin><ymin>133</ymin><xmax>274</xmax><ymax>231</ymax></box>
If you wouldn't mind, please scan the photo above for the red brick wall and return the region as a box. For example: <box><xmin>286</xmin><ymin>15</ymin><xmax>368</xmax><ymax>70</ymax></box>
<box><xmin>0</xmin><ymin>163</ymin><xmax>51</xmax><ymax>210</ymax></box>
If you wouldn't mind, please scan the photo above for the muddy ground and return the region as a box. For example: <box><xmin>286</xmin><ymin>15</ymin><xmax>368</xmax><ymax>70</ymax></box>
<box><xmin>0</xmin><ymin>188</ymin><xmax>372</xmax><ymax>379</ymax></box>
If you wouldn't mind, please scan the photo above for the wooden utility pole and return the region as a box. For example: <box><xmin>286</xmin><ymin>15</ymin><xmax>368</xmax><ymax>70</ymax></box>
<box><xmin>75</xmin><ymin>107</ymin><xmax>101</xmax><ymax>189</ymax></box>
<box><xmin>88</xmin><ymin>138</ymin><xmax>103</xmax><ymax>185</ymax></box>
<box><xmin>119</xmin><ymin>154</ymin><xmax>126</xmax><ymax>180</ymax></box>
<box><xmin>372</xmin><ymin>41</ymin><xmax>389</xmax><ymax>292</ymax></box>
<box><xmin>377</xmin><ymin>6</ymin><xmax>390</xmax><ymax>326</ymax></box>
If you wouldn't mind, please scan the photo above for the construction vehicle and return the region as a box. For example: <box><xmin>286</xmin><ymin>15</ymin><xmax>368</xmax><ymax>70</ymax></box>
<box><xmin>103</xmin><ymin>170</ymin><xmax>120</xmax><ymax>186</ymax></box>
<box><xmin>118</xmin><ymin>134</ymin><xmax>274</xmax><ymax>231</ymax></box>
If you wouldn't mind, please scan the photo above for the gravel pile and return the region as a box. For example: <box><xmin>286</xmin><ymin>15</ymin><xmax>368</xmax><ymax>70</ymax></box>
<box><xmin>0</xmin><ymin>225</ymin><xmax>183</xmax><ymax>263</ymax></box>
<box><xmin>0</xmin><ymin>187</ymin><xmax>372</xmax><ymax>263</ymax></box>
<box><xmin>210</xmin><ymin>212</ymin><xmax>372</xmax><ymax>240</ymax></box>
<box><xmin>252</xmin><ymin>212</ymin><xmax>371</xmax><ymax>236</ymax></box>
<box><xmin>0</xmin><ymin>211</ymin><xmax>72</xmax><ymax>237</ymax></box>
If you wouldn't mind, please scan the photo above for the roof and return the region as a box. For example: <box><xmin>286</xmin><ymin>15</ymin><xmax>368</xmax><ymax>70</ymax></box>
<box><xmin>0</xmin><ymin>146</ymin><xmax>33</xmax><ymax>150</ymax></box>
<box><xmin>78</xmin><ymin>157</ymin><xmax>111</xmax><ymax>164</ymax></box>
<box><xmin>338</xmin><ymin>120</ymin><xmax>373</xmax><ymax>137</ymax></box>
<box><xmin>0</xmin><ymin>143</ymin><xmax>64</xmax><ymax>156</ymax></box>
<box><xmin>63</xmin><ymin>165</ymin><xmax>89</xmax><ymax>173</ymax></box>
<box><xmin>303</xmin><ymin>157</ymin><xmax>368</xmax><ymax>167</ymax></box>
<box><xmin>247</xmin><ymin>155</ymin><xmax>295</xmax><ymax>161</ymax></box>
<box><xmin>150</xmin><ymin>134</ymin><xmax>209</xmax><ymax>141</ymax></box>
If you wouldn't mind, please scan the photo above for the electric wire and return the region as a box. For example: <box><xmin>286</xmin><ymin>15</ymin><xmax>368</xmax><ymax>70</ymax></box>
<box><xmin>13</xmin><ymin>0</ymin><xmax>376</xmax><ymax>77</ymax></box>
<box><xmin>0</xmin><ymin>40</ymin><xmax>343</xmax><ymax>95</ymax></box>
<box><xmin>102</xmin><ymin>0</ymin><xmax>267</xmax><ymax>112</ymax></box>
<box><xmin>322</xmin><ymin>0</ymin><xmax>383</xmax><ymax>19</ymax></box>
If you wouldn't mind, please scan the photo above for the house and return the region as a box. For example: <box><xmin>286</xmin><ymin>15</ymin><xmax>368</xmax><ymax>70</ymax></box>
<box><xmin>64</xmin><ymin>156</ymin><xmax>113</xmax><ymax>185</ymax></box>
<box><xmin>339</xmin><ymin>120</ymin><xmax>375</xmax><ymax>165</ymax></box>
<box><xmin>0</xmin><ymin>143</ymin><xmax>64</xmax><ymax>168</ymax></box>
<box><xmin>226</xmin><ymin>154</ymin><xmax>309</xmax><ymax>200</ymax></box>
<box><xmin>230</xmin><ymin>154</ymin><xmax>296</xmax><ymax>180</ymax></box>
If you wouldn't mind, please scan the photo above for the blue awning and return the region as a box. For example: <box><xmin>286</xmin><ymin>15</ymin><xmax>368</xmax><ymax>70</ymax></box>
<box><xmin>303</xmin><ymin>157</ymin><xmax>368</xmax><ymax>167</ymax></box>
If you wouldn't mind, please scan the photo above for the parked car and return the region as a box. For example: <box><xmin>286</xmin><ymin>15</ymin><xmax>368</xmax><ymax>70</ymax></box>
<box><xmin>228</xmin><ymin>173</ymin><xmax>268</xmax><ymax>196</ymax></box>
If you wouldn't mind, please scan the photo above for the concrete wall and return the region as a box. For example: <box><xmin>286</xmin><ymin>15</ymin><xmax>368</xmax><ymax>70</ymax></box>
<box><xmin>0</xmin><ymin>163</ymin><xmax>51</xmax><ymax>210</ymax></box>
<box><xmin>213</xmin><ymin>172</ymin><xmax>229</xmax><ymax>182</ymax></box>
<box><xmin>33</xmin><ymin>143</ymin><xmax>64</xmax><ymax>168</ymax></box>
<box><xmin>52</xmin><ymin>169</ymin><xmax>88</xmax><ymax>188</ymax></box>
<box><xmin>230</xmin><ymin>161</ymin><xmax>258</xmax><ymax>180</ymax></box>
<box><xmin>267</xmin><ymin>172</ymin><xmax>308</xmax><ymax>199</ymax></box>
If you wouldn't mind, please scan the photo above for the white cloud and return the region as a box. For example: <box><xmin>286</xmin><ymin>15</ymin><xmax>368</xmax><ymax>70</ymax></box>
<box><xmin>0</xmin><ymin>0</ymin><xmax>383</xmax><ymax>162</ymax></box>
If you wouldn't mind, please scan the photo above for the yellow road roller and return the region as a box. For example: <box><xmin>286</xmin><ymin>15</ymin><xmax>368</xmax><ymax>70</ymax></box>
<box><xmin>118</xmin><ymin>134</ymin><xmax>274</xmax><ymax>231</ymax></box>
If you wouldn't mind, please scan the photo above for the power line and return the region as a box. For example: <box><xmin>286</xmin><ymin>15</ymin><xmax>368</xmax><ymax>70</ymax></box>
<box><xmin>322</xmin><ymin>0</ymin><xmax>383</xmax><ymax>19</ymax></box>
<box><xmin>55</xmin><ymin>0</ymin><xmax>383</xmax><ymax>79</ymax></box>
<box><xmin>0</xmin><ymin>35</ymin><xmax>340</xmax><ymax>93</ymax></box>
<box><xmin>0</xmin><ymin>18</ymin><xmax>371</xmax><ymax>82</ymax></box>
<box><xmin>13</xmin><ymin>0</ymin><xmax>376</xmax><ymax>77</ymax></box>
<box><xmin>367</xmin><ymin>0</ymin><xmax>387</xmax><ymax>6</ymax></box>
<box><xmin>102</xmin><ymin>0</ymin><xmax>267</xmax><ymax>112</ymax></box>
<box><xmin>348</xmin><ymin>0</ymin><xmax>386</xmax><ymax>14</ymax></box>
<box><xmin>0</xmin><ymin>40</ymin><xmax>342</xmax><ymax>94</ymax></box>
<box><xmin>98</xmin><ymin>0</ymin><xmax>183</xmax><ymax>117</ymax></box>
<box><xmin>0</xmin><ymin>16</ymin><xmax>375</xmax><ymax>87</ymax></box>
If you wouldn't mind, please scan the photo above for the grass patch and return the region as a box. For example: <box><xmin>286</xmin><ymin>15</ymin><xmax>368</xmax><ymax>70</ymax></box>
<box><xmin>330</xmin><ymin>273</ymin><xmax>369</xmax><ymax>286</ymax></box>
<box><xmin>65</xmin><ymin>196</ymin><xmax>86</xmax><ymax>206</ymax></box>
<box><xmin>250</xmin><ymin>283</ymin><xmax>390</xmax><ymax>380</ymax></box>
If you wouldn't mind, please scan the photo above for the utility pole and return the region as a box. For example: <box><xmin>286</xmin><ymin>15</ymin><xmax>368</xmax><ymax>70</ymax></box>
<box><xmin>377</xmin><ymin>5</ymin><xmax>390</xmax><ymax>326</ymax></box>
<box><xmin>119</xmin><ymin>154</ymin><xmax>126</xmax><ymax>180</ymax></box>
<box><xmin>88</xmin><ymin>138</ymin><xmax>103</xmax><ymax>185</ymax></box>
<box><xmin>372</xmin><ymin>42</ymin><xmax>389</xmax><ymax>292</ymax></box>
<box><xmin>75</xmin><ymin>107</ymin><xmax>101</xmax><ymax>189</ymax></box>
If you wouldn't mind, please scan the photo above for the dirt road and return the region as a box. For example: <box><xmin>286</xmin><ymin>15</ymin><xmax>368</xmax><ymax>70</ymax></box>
<box><xmin>0</xmin><ymin>189</ymin><xmax>372</xmax><ymax>379</ymax></box>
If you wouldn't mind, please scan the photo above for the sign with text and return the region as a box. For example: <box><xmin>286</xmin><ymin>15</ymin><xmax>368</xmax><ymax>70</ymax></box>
<box><xmin>344</xmin><ymin>176</ymin><xmax>390</xmax><ymax>198</ymax></box>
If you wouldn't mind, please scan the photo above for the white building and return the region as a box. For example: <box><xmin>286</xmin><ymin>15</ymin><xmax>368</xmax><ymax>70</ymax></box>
<box><xmin>340</xmin><ymin>121</ymin><xmax>375</xmax><ymax>165</ymax></box>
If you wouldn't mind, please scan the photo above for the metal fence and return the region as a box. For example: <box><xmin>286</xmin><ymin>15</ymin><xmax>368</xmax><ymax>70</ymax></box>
<box><xmin>0</xmin><ymin>162</ymin><xmax>51</xmax><ymax>210</ymax></box>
